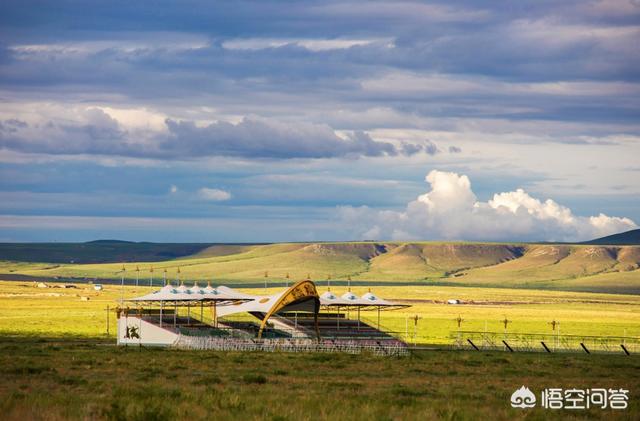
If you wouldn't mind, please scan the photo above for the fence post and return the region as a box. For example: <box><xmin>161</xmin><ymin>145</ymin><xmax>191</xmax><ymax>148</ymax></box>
<box><xmin>467</xmin><ymin>339</ymin><xmax>480</xmax><ymax>351</ymax></box>
<box><xmin>502</xmin><ymin>340</ymin><xmax>514</xmax><ymax>352</ymax></box>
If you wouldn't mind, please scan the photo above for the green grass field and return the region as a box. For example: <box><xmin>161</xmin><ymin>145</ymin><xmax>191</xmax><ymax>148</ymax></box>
<box><xmin>1</xmin><ymin>338</ymin><xmax>638</xmax><ymax>420</ymax></box>
<box><xmin>2</xmin><ymin>242</ymin><xmax>639</xmax><ymax>294</ymax></box>
<box><xmin>1</xmin><ymin>279</ymin><xmax>640</xmax><ymax>420</ymax></box>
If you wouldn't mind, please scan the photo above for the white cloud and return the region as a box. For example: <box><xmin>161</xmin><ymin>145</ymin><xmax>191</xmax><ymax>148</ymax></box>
<box><xmin>0</xmin><ymin>107</ymin><xmax>427</xmax><ymax>159</ymax></box>
<box><xmin>361</xmin><ymin>71</ymin><xmax>640</xmax><ymax>98</ymax></box>
<box><xmin>221</xmin><ymin>37</ymin><xmax>392</xmax><ymax>51</ymax></box>
<box><xmin>198</xmin><ymin>187</ymin><xmax>231</xmax><ymax>201</ymax></box>
<box><xmin>339</xmin><ymin>170</ymin><xmax>637</xmax><ymax>242</ymax></box>
<box><xmin>9</xmin><ymin>34</ymin><xmax>210</xmax><ymax>55</ymax></box>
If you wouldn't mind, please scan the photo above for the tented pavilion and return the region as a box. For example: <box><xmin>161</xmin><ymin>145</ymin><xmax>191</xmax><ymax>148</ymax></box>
<box><xmin>319</xmin><ymin>289</ymin><xmax>409</xmax><ymax>332</ymax></box>
<box><xmin>117</xmin><ymin>280</ymin><xmax>410</xmax><ymax>349</ymax></box>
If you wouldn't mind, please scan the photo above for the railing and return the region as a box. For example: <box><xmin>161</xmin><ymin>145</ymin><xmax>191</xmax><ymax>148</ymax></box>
<box><xmin>172</xmin><ymin>335</ymin><xmax>409</xmax><ymax>356</ymax></box>
<box><xmin>450</xmin><ymin>331</ymin><xmax>640</xmax><ymax>354</ymax></box>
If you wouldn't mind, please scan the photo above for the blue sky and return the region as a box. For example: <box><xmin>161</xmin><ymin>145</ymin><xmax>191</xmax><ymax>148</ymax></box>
<box><xmin>0</xmin><ymin>0</ymin><xmax>638</xmax><ymax>242</ymax></box>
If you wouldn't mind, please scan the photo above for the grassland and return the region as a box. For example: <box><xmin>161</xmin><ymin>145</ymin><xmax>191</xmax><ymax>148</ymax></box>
<box><xmin>1</xmin><ymin>281</ymin><xmax>639</xmax><ymax>344</ymax></box>
<box><xmin>0</xmin><ymin>241</ymin><xmax>217</xmax><ymax>263</ymax></box>
<box><xmin>1</xmin><ymin>280</ymin><xmax>640</xmax><ymax>419</ymax></box>
<box><xmin>2</xmin><ymin>241</ymin><xmax>639</xmax><ymax>294</ymax></box>
<box><xmin>1</xmin><ymin>337</ymin><xmax>639</xmax><ymax>421</ymax></box>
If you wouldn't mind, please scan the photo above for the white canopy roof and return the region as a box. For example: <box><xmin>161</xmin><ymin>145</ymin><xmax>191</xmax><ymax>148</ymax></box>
<box><xmin>127</xmin><ymin>283</ymin><xmax>254</xmax><ymax>303</ymax></box>
<box><xmin>127</xmin><ymin>283</ymin><xmax>407</xmax><ymax>310</ymax></box>
<box><xmin>318</xmin><ymin>289</ymin><xmax>408</xmax><ymax>309</ymax></box>
<box><xmin>217</xmin><ymin>289</ymin><xmax>283</xmax><ymax>317</ymax></box>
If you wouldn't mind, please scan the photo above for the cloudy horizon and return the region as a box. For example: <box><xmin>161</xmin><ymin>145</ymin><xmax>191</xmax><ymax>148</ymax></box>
<box><xmin>1</xmin><ymin>1</ymin><xmax>639</xmax><ymax>243</ymax></box>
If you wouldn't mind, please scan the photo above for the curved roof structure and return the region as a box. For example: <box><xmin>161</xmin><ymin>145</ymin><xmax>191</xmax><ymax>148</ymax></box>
<box><xmin>215</xmin><ymin>280</ymin><xmax>320</xmax><ymax>339</ymax></box>
<box><xmin>216</xmin><ymin>280</ymin><xmax>319</xmax><ymax>317</ymax></box>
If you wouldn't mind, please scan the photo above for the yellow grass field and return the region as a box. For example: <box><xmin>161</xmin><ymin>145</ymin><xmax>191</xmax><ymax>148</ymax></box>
<box><xmin>1</xmin><ymin>280</ymin><xmax>639</xmax><ymax>344</ymax></box>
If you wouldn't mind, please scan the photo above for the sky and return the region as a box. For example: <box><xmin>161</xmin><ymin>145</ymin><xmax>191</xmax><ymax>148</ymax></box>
<box><xmin>0</xmin><ymin>0</ymin><xmax>639</xmax><ymax>243</ymax></box>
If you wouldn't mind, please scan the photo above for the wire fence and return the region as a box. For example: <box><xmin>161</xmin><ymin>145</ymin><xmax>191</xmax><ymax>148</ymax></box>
<box><xmin>449</xmin><ymin>330</ymin><xmax>640</xmax><ymax>355</ymax></box>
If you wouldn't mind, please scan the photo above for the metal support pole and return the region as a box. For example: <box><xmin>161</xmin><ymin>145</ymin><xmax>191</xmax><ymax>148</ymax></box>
<box><xmin>173</xmin><ymin>301</ymin><xmax>177</xmax><ymax>328</ymax></box>
<box><xmin>405</xmin><ymin>315</ymin><xmax>408</xmax><ymax>341</ymax></box>
<box><xmin>314</xmin><ymin>310</ymin><xmax>320</xmax><ymax>341</ymax></box>
<box><xmin>160</xmin><ymin>302</ymin><xmax>163</xmax><ymax>327</ymax></box>
<box><xmin>106</xmin><ymin>305</ymin><xmax>110</xmax><ymax>335</ymax></box>
<box><xmin>120</xmin><ymin>267</ymin><xmax>125</xmax><ymax>305</ymax></box>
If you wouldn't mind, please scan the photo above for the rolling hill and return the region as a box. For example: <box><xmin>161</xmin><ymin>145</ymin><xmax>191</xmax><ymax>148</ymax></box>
<box><xmin>1</xmin><ymin>240</ymin><xmax>639</xmax><ymax>294</ymax></box>
<box><xmin>0</xmin><ymin>240</ymin><xmax>265</xmax><ymax>263</ymax></box>
<box><xmin>582</xmin><ymin>228</ymin><xmax>640</xmax><ymax>245</ymax></box>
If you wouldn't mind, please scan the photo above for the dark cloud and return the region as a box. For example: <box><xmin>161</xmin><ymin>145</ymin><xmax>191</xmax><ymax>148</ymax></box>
<box><xmin>161</xmin><ymin>117</ymin><xmax>452</xmax><ymax>159</ymax></box>
<box><xmin>0</xmin><ymin>0</ymin><xmax>639</xmax><ymax>243</ymax></box>
<box><xmin>162</xmin><ymin>118</ymin><xmax>406</xmax><ymax>159</ymax></box>
<box><xmin>0</xmin><ymin>110</ymin><xmax>131</xmax><ymax>156</ymax></box>
<box><xmin>0</xmin><ymin>0</ymin><xmax>637</xmax><ymax>133</ymax></box>
<box><xmin>0</xmin><ymin>114</ymin><xmax>428</xmax><ymax>159</ymax></box>
<box><xmin>0</xmin><ymin>118</ymin><xmax>28</xmax><ymax>134</ymax></box>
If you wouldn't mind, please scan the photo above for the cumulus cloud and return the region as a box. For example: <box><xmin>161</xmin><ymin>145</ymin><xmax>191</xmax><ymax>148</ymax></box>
<box><xmin>339</xmin><ymin>170</ymin><xmax>637</xmax><ymax>242</ymax></box>
<box><xmin>198</xmin><ymin>187</ymin><xmax>231</xmax><ymax>201</ymax></box>
<box><xmin>0</xmin><ymin>109</ymin><xmax>131</xmax><ymax>156</ymax></box>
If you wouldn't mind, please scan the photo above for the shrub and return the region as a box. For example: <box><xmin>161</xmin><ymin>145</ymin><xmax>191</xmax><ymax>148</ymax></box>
<box><xmin>242</xmin><ymin>373</ymin><xmax>267</xmax><ymax>384</ymax></box>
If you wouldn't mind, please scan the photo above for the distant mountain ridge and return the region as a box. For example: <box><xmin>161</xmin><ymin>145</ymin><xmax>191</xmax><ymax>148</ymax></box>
<box><xmin>1</xmin><ymin>240</ymin><xmax>639</xmax><ymax>294</ymax></box>
<box><xmin>0</xmin><ymin>241</ymin><xmax>271</xmax><ymax>263</ymax></box>
<box><xmin>583</xmin><ymin>229</ymin><xmax>640</xmax><ymax>246</ymax></box>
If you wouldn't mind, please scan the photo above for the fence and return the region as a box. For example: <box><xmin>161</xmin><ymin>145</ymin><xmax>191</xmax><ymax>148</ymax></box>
<box><xmin>172</xmin><ymin>335</ymin><xmax>410</xmax><ymax>356</ymax></box>
<box><xmin>451</xmin><ymin>330</ymin><xmax>640</xmax><ymax>355</ymax></box>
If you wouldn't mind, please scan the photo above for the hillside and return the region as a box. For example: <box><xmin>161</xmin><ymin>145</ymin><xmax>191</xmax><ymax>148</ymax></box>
<box><xmin>0</xmin><ymin>241</ymin><xmax>265</xmax><ymax>263</ymax></box>
<box><xmin>1</xmin><ymin>241</ymin><xmax>639</xmax><ymax>294</ymax></box>
<box><xmin>583</xmin><ymin>228</ymin><xmax>640</xmax><ymax>245</ymax></box>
